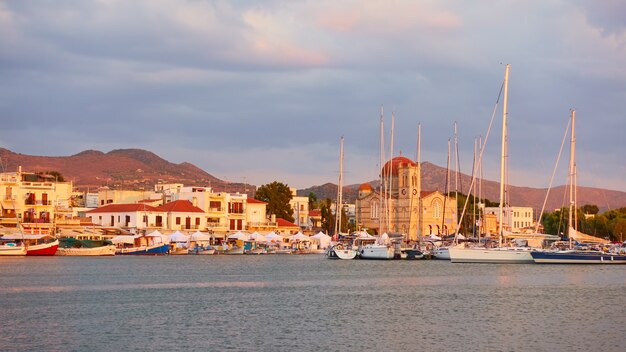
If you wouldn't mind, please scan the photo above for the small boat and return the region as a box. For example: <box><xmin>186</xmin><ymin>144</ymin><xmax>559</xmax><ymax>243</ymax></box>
<box><xmin>359</xmin><ymin>243</ymin><xmax>395</xmax><ymax>259</ymax></box>
<box><xmin>326</xmin><ymin>244</ymin><xmax>357</xmax><ymax>259</ymax></box>
<box><xmin>404</xmin><ymin>249</ymin><xmax>424</xmax><ymax>260</ymax></box>
<box><xmin>56</xmin><ymin>238</ymin><xmax>116</xmax><ymax>256</ymax></box>
<box><xmin>188</xmin><ymin>245</ymin><xmax>215</xmax><ymax>255</ymax></box>
<box><xmin>1</xmin><ymin>234</ymin><xmax>59</xmax><ymax>256</ymax></box>
<box><xmin>0</xmin><ymin>241</ymin><xmax>27</xmax><ymax>256</ymax></box>
<box><xmin>112</xmin><ymin>234</ymin><xmax>170</xmax><ymax>255</ymax></box>
<box><xmin>432</xmin><ymin>246</ymin><xmax>450</xmax><ymax>260</ymax></box>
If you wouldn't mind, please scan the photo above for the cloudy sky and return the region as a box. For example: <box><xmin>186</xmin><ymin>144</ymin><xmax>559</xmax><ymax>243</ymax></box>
<box><xmin>1</xmin><ymin>0</ymin><xmax>625</xmax><ymax>192</ymax></box>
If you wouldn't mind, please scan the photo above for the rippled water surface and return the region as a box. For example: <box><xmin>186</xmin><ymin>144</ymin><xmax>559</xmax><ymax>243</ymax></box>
<box><xmin>0</xmin><ymin>255</ymin><xmax>624</xmax><ymax>351</ymax></box>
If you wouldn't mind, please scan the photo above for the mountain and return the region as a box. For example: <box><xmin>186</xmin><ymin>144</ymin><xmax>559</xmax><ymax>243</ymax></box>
<box><xmin>298</xmin><ymin>162</ymin><xmax>626</xmax><ymax>212</ymax></box>
<box><xmin>0</xmin><ymin>148</ymin><xmax>251</xmax><ymax>193</ymax></box>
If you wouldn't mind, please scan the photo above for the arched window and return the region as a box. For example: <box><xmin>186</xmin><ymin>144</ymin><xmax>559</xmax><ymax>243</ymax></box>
<box><xmin>432</xmin><ymin>199</ymin><xmax>442</xmax><ymax>218</ymax></box>
<box><xmin>371</xmin><ymin>201</ymin><xmax>379</xmax><ymax>219</ymax></box>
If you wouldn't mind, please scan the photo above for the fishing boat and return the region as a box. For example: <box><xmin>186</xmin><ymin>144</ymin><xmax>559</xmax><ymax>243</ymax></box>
<box><xmin>112</xmin><ymin>234</ymin><xmax>170</xmax><ymax>255</ymax></box>
<box><xmin>1</xmin><ymin>234</ymin><xmax>59</xmax><ymax>256</ymax></box>
<box><xmin>56</xmin><ymin>237</ymin><xmax>116</xmax><ymax>256</ymax></box>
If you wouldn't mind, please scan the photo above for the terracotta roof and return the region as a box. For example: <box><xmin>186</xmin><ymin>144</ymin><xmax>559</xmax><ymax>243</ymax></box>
<box><xmin>276</xmin><ymin>218</ymin><xmax>299</xmax><ymax>228</ymax></box>
<box><xmin>86</xmin><ymin>203</ymin><xmax>158</xmax><ymax>213</ymax></box>
<box><xmin>359</xmin><ymin>183</ymin><xmax>373</xmax><ymax>192</ymax></box>
<box><xmin>381</xmin><ymin>156</ymin><xmax>417</xmax><ymax>176</ymax></box>
<box><xmin>309</xmin><ymin>209</ymin><xmax>321</xmax><ymax>217</ymax></box>
<box><xmin>156</xmin><ymin>200</ymin><xmax>205</xmax><ymax>213</ymax></box>
<box><xmin>247</xmin><ymin>198</ymin><xmax>267</xmax><ymax>204</ymax></box>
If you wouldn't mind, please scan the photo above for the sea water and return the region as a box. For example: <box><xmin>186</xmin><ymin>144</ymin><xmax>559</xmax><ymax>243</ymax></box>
<box><xmin>0</xmin><ymin>255</ymin><xmax>624</xmax><ymax>351</ymax></box>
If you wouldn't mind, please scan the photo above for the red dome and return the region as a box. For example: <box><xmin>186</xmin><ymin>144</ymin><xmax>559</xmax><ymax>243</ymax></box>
<box><xmin>381</xmin><ymin>156</ymin><xmax>416</xmax><ymax>176</ymax></box>
<box><xmin>358</xmin><ymin>183</ymin><xmax>373</xmax><ymax>192</ymax></box>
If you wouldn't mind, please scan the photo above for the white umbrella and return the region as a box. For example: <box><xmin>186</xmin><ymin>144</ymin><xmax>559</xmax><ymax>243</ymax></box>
<box><xmin>190</xmin><ymin>231</ymin><xmax>211</xmax><ymax>241</ymax></box>
<box><xmin>228</xmin><ymin>231</ymin><xmax>249</xmax><ymax>241</ymax></box>
<box><xmin>289</xmin><ymin>232</ymin><xmax>310</xmax><ymax>242</ymax></box>
<box><xmin>249</xmin><ymin>231</ymin><xmax>266</xmax><ymax>242</ymax></box>
<box><xmin>264</xmin><ymin>232</ymin><xmax>284</xmax><ymax>243</ymax></box>
<box><xmin>169</xmin><ymin>230</ymin><xmax>189</xmax><ymax>243</ymax></box>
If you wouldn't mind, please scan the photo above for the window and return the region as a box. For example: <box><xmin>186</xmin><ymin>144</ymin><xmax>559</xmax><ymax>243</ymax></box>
<box><xmin>433</xmin><ymin>199</ymin><xmax>442</xmax><ymax>218</ymax></box>
<box><xmin>371</xmin><ymin>201</ymin><xmax>379</xmax><ymax>219</ymax></box>
<box><xmin>300</xmin><ymin>204</ymin><xmax>304</xmax><ymax>211</ymax></box>
<box><xmin>176</xmin><ymin>217</ymin><xmax>181</xmax><ymax>225</ymax></box>
<box><xmin>143</xmin><ymin>215</ymin><xmax>148</xmax><ymax>224</ymax></box>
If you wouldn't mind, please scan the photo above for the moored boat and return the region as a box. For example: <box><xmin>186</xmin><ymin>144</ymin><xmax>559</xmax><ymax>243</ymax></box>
<box><xmin>432</xmin><ymin>246</ymin><xmax>450</xmax><ymax>260</ymax></box>
<box><xmin>56</xmin><ymin>238</ymin><xmax>116</xmax><ymax>256</ymax></box>
<box><xmin>449</xmin><ymin>244</ymin><xmax>534</xmax><ymax>263</ymax></box>
<box><xmin>0</xmin><ymin>241</ymin><xmax>27</xmax><ymax>256</ymax></box>
<box><xmin>327</xmin><ymin>244</ymin><xmax>357</xmax><ymax>259</ymax></box>
<box><xmin>531</xmin><ymin>250</ymin><xmax>626</xmax><ymax>264</ymax></box>
<box><xmin>2</xmin><ymin>234</ymin><xmax>59</xmax><ymax>256</ymax></box>
<box><xmin>112</xmin><ymin>234</ymin><xmax>170</xmax><ymax>255</ymax></box>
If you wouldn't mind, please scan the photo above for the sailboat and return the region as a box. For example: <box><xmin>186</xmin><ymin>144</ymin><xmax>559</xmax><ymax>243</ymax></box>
<box><xmin>327</xmin><ymin>136</ymin><xmax>357</xmax><ymax>260</ymax></box>
<box><xmin>449</xmin><ymin>64</ymin><xmax>535</xmax><ymax>264</ymax></box>
<box><xmin>531</xmin><ymin>110</ymin><xmax>624</xmax><ymax>264</ymax></box>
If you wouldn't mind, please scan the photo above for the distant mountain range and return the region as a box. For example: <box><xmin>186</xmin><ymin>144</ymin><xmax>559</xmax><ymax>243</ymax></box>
<box><xmin>1</xmin><ymin>148</ymin><xmax>624</xmax><ymax>212</ymax></box>
<box><xmin>298</xmin><ymin>162</ymin><xmax>626</xmax><ymax>213</ymax></box>
<box><xmin>0</xmin><ymin>148</ymin><xmax>251</xmax><ymax>194</ymax></box>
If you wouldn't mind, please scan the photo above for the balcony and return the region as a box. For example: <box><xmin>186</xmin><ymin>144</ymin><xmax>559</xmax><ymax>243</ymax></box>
<box><xmin>208</xmin><ymin>207</ymin><xmax>223</xmax><ymax>212</ymax></box>
<box><xmin>25</xmin><ymin>200</ymin><xmax>52</xmax><ymax>206</ymax></box>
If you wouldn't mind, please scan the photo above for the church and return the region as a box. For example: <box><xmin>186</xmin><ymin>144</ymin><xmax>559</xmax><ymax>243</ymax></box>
<box><xmin>355</xmin><ymin>156</ymin><xmax>457</xmax><ymax>240</ymax></box>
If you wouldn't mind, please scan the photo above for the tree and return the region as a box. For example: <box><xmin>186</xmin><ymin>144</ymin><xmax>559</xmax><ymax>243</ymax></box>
<box><xmin>308</xmin><ymin>192</ymin><xmax>318</xmax><ymax>210</ymax></box>
<box><xmin>320</xmin><ymin>198</ymin><xmax>333</xmax><ymax>235</ymax></box>
<box><xmin>581</xmin><ymin>204</ymin><xmax>599</xmax><ymax>215</ymax></box>
<box><xmin>255</xmin><ymin>181</ymin><xmax>294</xmax><ymax>222</ymax></box>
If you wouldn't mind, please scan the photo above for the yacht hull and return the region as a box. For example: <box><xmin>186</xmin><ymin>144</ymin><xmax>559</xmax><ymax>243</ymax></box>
<box><xmin>449</xmin><ymin>247</ymin><xmax>534</xmax><ymax>263</ymax></box>
<box><xmin>531</xmin><ymin>251</ymin><xmax>626</xmax><ymax>264</ymax></box>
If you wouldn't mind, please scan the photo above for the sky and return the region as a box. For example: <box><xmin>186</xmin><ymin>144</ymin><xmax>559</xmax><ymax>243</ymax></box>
<box><xmin>1</xmin><ymin>0</ymin><xmax>625</xmax><ymax>192</ymax></box>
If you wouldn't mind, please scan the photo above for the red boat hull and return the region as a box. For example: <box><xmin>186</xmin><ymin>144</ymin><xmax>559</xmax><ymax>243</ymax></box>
<box><xmin>26</xmin><ymin>240</ymin><xmax>59</xmax><ymax>256</ymax></box>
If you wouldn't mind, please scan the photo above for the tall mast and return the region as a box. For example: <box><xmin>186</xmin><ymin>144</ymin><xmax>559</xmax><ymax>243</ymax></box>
<box><xmin>454</xmin><ymin>121</ymin><xmax>460</xmax><ymax>235</ymax></box>
<box><xmin>498</xmin><ymin>64</ymin><xmax>510</xmax><ymax>246</ymax></box>
<box><xmin>568</xmin><ymin>109</ymin><xmax>576</xmax><ymax>246</ymax></box>
<box><xmin>443</xmin><ymin>138</ymin><xmax>450</xmax><ymax>235</ymax></box>
<box><xmin>417</xmin><ymin>123</ymin><xmax>422</xmax><ymax>238</ymax></box>
<box><xmin>334</xmin><ymin>136</ymin><xmax>344</xmax><ymax>238</ymax></box>
<box><xmin>387</xmin><ymin>111</ymin><xmax>395</xmax><ymax>233</ymax></box>
<box><xmin>379</xmin><ymin>107</ymin><xmax>385</xmax><ymax>234</ymax></box>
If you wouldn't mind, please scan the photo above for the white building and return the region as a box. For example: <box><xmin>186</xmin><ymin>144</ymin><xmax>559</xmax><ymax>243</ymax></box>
<box><xmin>484</xmin><ymin>206</ymin><xmax>535</xmax><ymax>234</ymax></box>
<box><xmin>289</xmin><ymin>188</ymin><xmax>309</xmax><ymax>229</ymax></box>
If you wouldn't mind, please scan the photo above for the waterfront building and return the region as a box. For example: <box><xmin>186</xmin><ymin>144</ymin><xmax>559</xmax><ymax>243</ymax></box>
<box><xmin>309</xmin><ymin>209</ymin><xmax>322</xmax><ymax>230</ymax></box>
<box><xmin>246</xmin><ymin>198</ymin><xmax>277</xmax><ymax>232</ymax></box>
<box><xmin>0</xmin><ymin>167</ymin><xmax>73</xmax><ymax>234</ymax></box>
<box><xmin>289</xmin><ymin>188</ymin><xmax>310</xmax><ymax>230</ymax></box>
<box><xmin>276</xmin><ymin>218</ymin><xmax>300</xmax><ymax>235</ymax></box>
<box><xmin>155</xmin><ymin>200</ymin><xmax>206</xmax><ymax>231</ymax></box>
<box><xmin>355</xmin><ymin>156</ymin><xmax>457</xmax><ymax>239</ymax></box>
<box><xmin>98</xmin><ymin>187</ymin><xmax>156</xmax><ymax>206</ymax></box>
<box><xmin>484</xmin><ymin>206</ymin><xmax>535</xmax><ymax>234</ymax></box>
<box><xmin>86</xmin><ymin>203</ymin><xmax>162</xmax><ymax>230</ymax></box>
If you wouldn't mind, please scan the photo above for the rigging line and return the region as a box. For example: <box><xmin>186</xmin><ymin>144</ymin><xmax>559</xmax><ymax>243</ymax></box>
<box><xmin>454</xmin><ymin>79</ymin><xmax>505</xmax><ymax>242</ymax></box>
<box><xmin>534</xmin><ymin>116</ymin><xmax>571</xmax><ymax>233</ymax></box>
